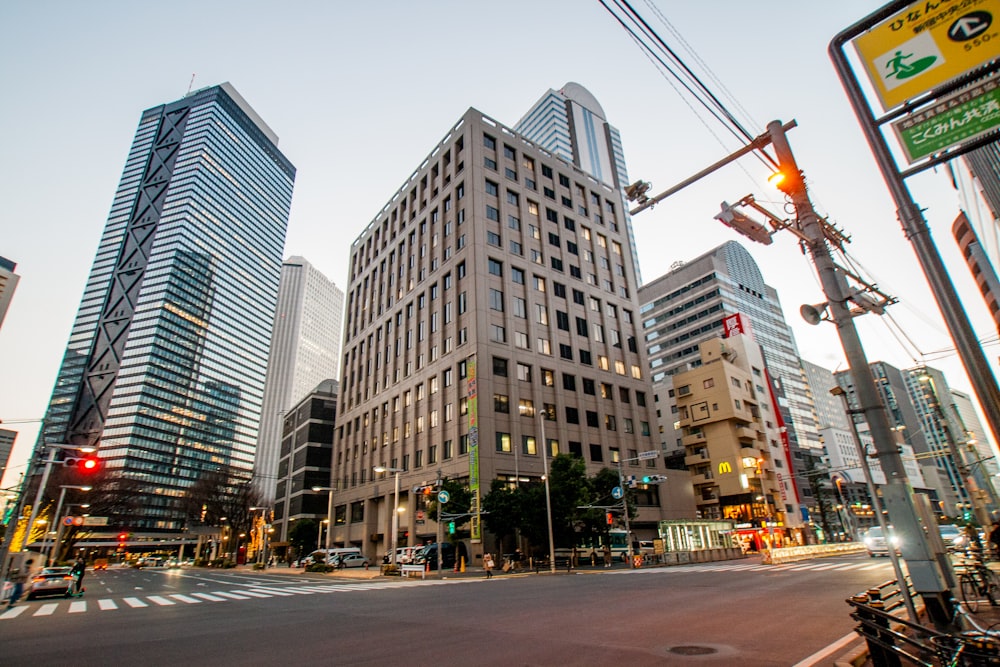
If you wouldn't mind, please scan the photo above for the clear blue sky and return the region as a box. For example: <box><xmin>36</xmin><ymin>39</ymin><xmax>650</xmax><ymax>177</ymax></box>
<box><xmin>1</xmin><ymin>1</ymin><xmax>993</xmax><ymax>489</ymax></box>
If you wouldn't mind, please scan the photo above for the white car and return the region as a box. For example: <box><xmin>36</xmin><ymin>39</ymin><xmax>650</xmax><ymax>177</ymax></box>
<box><xmin>864</xmin><ymin>526</ymin><xmax>900</xmax><ymax>557</ymax></box>
<box><xmin>332</xmin><ymin>553</ymin><xmax>371</xmax><ymax>568</ymax></box>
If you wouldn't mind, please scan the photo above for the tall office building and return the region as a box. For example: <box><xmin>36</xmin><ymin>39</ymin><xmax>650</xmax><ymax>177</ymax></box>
<box><xmin>254</xmin><ymin>256</ymin><xmax>344</xmax><ymax>504</ymax></box>
<box><xmin>38</xmin><ymin>83</ymin><xmax>295</xmax><ymax>531</ymax></box>
<box><xmin>272</xmin><ymin>379</ymin><xmax>338</xmax><ymax>544</ymax></box>
<box><xmin>0</xmin><ymin>256</ymin><xmax>19</xmax><ymax>329</ymax></box>
<box><xmin>0</xmin><ymin>429</ymin><xmax>15</xmax><ymax>486</ymax></box>
<box><xmin>329</xmin><ymin>104</ymin><xmax>661</xmax><ymax>559</ymax></box>
<box><xmin>515</xmin><ymin>83</ymin><xmax>642</xmax><ymax>282</ymax></box>
<box><xmin>951</xmin><ymin>388</ymin><xmax>1000</xmax><ymax>502</ymax></box>
<box><xmin>638</xmin><ymin>241</ymin><xmax>822</xmax><ymax>531</ymax></box>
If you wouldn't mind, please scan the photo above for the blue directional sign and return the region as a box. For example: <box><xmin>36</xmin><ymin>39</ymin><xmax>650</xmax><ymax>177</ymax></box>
<box><xmin>611</xmin><ymin>486</ymin><xmax>624</xmax><ymax>500</ymax></box>
<box><xmin>438</xmin><ymin>490</ymin><xmax>450</xmax><ymax>504</ymax></box>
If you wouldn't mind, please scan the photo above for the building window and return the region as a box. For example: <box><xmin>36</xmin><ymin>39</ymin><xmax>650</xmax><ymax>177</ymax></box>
<box><xmin>518</xmin><ymin>399</ymin><xmax>534</xmax><ymax>417</ymax></box>
<box><xmin>494</xmin><ymin>394</ymin><xmax>510</xmax><ymax>413</ymax></box>
<box><xmin>589</xmin><ymin>444</ymin><xmax>603</xmax><ymax>462</ymax></box>
<box><xmin>496</xmin><ymin>432</ymin><xmax>512</xmax><ymax>452</ymax></box>
<box><xmin>517</xmin><ymin>363</ymin><xmax>532</xmax><ymax>382</ymax></box>
<box><xmin>493</xmin><ymin>356</ymin><xmax>508</xmax><ymax>376</ymax></box>
<box><xmin>563</xmin><ymin>373</ymin><xmax>577</xmax><ymax>391</ymax></box>
<box><xmin>488</xmin><ymin>258</ymin><xmax>503</xmax><ymax>276</ymax></box>
<box><xmin>523</xmin><ymin>435</ymin><xmax>537</xmax><ymax>455</ymax></box>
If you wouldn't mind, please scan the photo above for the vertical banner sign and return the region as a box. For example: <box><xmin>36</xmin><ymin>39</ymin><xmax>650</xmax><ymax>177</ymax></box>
<box><xmin>467</xmin><ymin>356</ymin><xmax>481</xmax><ymax>542</ymax></box>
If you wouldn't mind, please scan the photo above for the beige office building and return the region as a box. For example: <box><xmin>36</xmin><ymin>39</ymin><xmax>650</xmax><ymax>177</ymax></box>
<box><xmin>328</xmin><ymin>103</ymin><xmax>670</xmax><ymax>560</ymax></box>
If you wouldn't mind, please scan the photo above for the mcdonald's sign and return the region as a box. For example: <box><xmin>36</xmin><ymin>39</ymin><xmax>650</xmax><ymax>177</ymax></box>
<box><xmin>718</xmin><ymin>461</ymin><xmax>733</xmax><ymax>475</ymax></box>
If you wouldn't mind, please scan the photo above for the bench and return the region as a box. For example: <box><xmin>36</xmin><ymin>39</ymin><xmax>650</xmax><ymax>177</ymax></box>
<box><xmin>401</xmin><ymin>564</ymin><xmax>426</xmax><ymax>579</ymax></box>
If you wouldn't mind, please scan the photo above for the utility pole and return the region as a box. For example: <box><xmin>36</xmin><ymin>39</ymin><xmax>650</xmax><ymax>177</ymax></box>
<box><xmin>767</xmin><ymin>120</ymin><xmax>954</xmax><ymax>628</ymax></box>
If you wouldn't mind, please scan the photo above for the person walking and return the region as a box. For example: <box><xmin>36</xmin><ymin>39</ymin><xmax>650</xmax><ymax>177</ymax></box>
<box><xmin>989</xmin><ymin>522</ymin><xmax>1000</xmax><ymax>560</ymax></box>
<box><xmin>602</xmin><ymin>543</ymin><xmax>612</xmax><ymax>568</ymax></box>
<box><xmin>483</xmin><ymin>552</ymin><xmax>494</xmax><ymax>579</ymax></box>
<box><xmin>6</xmin><ymin>558</ymin><xmax>34</xmax><ymax>608</ymax></box>
<box><xmin>70</xmin><ymin>557</ymin><xmax>86</xmax><ymax>596</ymax></box>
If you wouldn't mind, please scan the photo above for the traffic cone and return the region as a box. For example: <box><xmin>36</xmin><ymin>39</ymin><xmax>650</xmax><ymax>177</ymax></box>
<box><xmin>460</xmin><ymin>556</ymin><xmax>466</xmax><ymax>573</ymax></box>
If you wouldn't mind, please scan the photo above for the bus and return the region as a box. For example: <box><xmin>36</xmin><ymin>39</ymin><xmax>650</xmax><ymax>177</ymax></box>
<box><xmin>554</xmin><ymin>529</ymin><xmax>630</xmax><ymax>564</ymax></box>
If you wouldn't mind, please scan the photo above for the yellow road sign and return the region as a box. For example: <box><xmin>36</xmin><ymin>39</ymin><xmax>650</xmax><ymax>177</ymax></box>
<box><xmin>853</xmin><ymin>0</ymin><xmax>1000</xmax><ymax>109</ymax></box>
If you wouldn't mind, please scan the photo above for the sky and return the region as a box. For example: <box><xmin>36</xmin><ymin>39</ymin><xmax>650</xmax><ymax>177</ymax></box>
<box><xmin>1</xmin><ymin>1</ymin><xmax>996</xmax><ymax>491</ymax></box>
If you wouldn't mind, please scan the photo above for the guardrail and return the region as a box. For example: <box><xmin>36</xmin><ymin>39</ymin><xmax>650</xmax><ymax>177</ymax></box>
<box><xmin>846</xmin><ymin>579</ymin><xmax>1000</xmax><ymax>666</ymax></box>
<box><xmin>763</xmin><ymin>542</ymin><xmax>866</xmax><ymax>564</ymax></box>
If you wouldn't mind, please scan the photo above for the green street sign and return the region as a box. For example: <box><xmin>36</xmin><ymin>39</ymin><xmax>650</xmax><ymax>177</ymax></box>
<box><xmin>893</xmin><ymin>76</ymin><xmax>1000</xmax><ymax>162</ymax></box>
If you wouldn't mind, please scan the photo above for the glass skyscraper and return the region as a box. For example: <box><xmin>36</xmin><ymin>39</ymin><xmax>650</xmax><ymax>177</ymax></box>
<box><xmin>515</xmin><ymin>82</ymin><xmax>642</xmax><ymax>283</ymax></box>
<box><xmin>40</xmin><ymin>83</ymin><xmax>295</xmax><ymax>530</ymax></box>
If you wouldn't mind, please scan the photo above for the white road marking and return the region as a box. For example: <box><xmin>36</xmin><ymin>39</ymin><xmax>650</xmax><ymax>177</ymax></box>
<box><xmin>68</xmin><ymin>601</ymin><xmax>87</xmax><ymax>613</ymax></box>
<box><xmin>168</xmin><ymin>594</ymin><xmax>201</xmax><ymax>604</ymax></box>
<box><xmin>147</xmin><ymin>596</ymin><xmax>175</xmax><ymax>606</ymax></box>
<box><xmin>123</xmin><ymin>597</ymin><xmax>148</xmax><ymax>608</ymax></box>
<box><xmin>192</xmin><ymin>592</ymin><xmax>227</xmax><ymax>602</ymax></box>
<box><xmin>98</xmin><ymin>599</ymin><xmax>118</xmax><ymax>610</ymax></box>
<box><xmin>34</xmin><ymin>603</ymin><xmax>59</xmax><ymax>616</ymax></box>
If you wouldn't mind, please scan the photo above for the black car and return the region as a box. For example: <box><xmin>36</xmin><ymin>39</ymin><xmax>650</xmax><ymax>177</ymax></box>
<box><xmin>414</xmin><ymin>543</ymin><xmax>464</xmax><ymax>568</ymax></box>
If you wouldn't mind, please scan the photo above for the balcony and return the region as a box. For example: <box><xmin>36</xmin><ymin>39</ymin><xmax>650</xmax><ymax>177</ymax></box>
<box><xmin>684</xmin><ymin>452</ymin><xmax>709</xmax><ymax>467</ymax></box>
<box><xmin>682</xmin><ymin>432</ymin><xmax>706</xmax><ymax>447</ymax></box>
<box><xmin>735</xmin><ymin>426</ymin><xmax>759</xmax><ymax>442</ymax></box>
<box><xmin>690</xmin><ymin>473</ymin><xmax>714</xmax><ymax>486</ymax></box>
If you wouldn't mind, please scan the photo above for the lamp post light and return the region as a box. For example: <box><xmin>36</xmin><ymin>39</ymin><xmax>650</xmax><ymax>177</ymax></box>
<box><xmin>46</xmin><ymin>485</ymin><xmax>91</xmax><ymax>566</ymax></box>
<box><xmin>539</xmin><ymin>414</ymin><xmax>556</xmax><ymax>574</ymax></box>
<box><xmin>250</xmin><ymin>507</ymin><xmax>269</xmax><ymax>565</ymax></box>
<box><xmin>312</xmin><ymin>486</ymin><xmax>337</xmax><ymax>550</ymax></box>
<box><xmin>374</xmin><ymin>466</ymin><xmax>403</xmax><ymax>567</ymax></box>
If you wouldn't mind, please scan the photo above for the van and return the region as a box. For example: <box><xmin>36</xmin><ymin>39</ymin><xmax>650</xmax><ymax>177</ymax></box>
<box><xmin>382</xmin><ymin>546</ymin><xmax>419</xmax><ymax>565</ymax></box>
<box><xmin>303</xmin><ymin>547</ymin><xmax>361</xmax><ymax>566</ymax></box>
<box><xmin>414</xmin><ymin>542</ymin><xmax>466</xmax><ymax>568</ymax></box>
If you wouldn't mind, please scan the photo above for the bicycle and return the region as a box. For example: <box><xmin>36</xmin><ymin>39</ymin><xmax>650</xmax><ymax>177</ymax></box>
<box><xmin>956</xmin><ymin>552</ymin><xmax>1000</xmax><ymax>614</ymax></box>
<box><xmin>930</xmin><ymin>601</ymin><xmax>1000</xmax><ymax>666</ymax></box>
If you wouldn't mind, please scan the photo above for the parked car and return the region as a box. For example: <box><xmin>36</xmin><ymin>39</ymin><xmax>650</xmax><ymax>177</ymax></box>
<box><xmin>27</xmin><ymin>567</ymin><xmax>76</xmax><ymax>600</ymax></box>
<box><xmin>414</xmin><ymin>543</ymin><xmax>463</xmax><ymax>569</ymax></box>
<box><xmin>331</xmin><ymin>553</ymin><xmax>370</xmax><ymax>568</ymax></box>
<box><xmin>864</xmin><ymin>526</ymin><xmax>900</xmax><ymax>557</ymax></box>
<box><xmin>93</xmin><ymin>559</ymin><xmax>109</xmax><ymax>571</ymax></box>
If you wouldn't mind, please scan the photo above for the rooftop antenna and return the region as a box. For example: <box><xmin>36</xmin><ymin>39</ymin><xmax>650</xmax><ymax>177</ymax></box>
<box><xmin>186</xmin><ymin>73</ymin><xmax>196</xmax><ymax>96</ymax></box>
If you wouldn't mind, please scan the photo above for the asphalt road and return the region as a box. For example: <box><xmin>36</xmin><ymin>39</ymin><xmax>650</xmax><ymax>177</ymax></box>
<box><xmin>1</xmin><ymin>555</ymin><xmax>890</xmax><ymax>665</ymax></box>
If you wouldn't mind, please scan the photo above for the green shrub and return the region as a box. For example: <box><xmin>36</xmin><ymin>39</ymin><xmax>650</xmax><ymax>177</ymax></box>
<box><xmin>306</xmin><ymin>563</ymin><xmax>332</xmax><ymax>573</ymax></box>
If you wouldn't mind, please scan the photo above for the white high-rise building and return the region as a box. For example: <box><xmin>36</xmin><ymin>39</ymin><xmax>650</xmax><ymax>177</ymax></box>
<box><xmin>515</xmin><ymin>82</ymin><xmax>642</xmax><ymax>282</ymax></box>
<box><xmin>254</xmin><ymin>256</ymin><xmax>344</xmax><ymax>504</ymax></box>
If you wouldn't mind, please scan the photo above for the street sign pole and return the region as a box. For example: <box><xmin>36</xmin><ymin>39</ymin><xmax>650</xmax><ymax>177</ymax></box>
<box><xmin>831</xmin><ymin>1</ymin><xmax>1000</xmax><ymax>477</ymax></box>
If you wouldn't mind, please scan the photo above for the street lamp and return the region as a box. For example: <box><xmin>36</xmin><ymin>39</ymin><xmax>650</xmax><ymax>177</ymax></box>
<box><xmin>250</xmin><ymin>507</ymin><xmax>269</xmax><ymax>565</ymax></box>
<box><xmin>374</xmin><ymin>466</ymin><xmax>402</xmax><ymax>567</ymax></box>
<box><xmin>539</xmin><ymin>415</ymin><xmax>556</xmax><ymax>574</ymax></box>
<box><xmin>45</xmin><ymin>485</ymin><xmax>91</xmax><ymax>566</ymax></box>
<box><xmin>312</xmin><ymin>486</ymin><xmax>337</xmax><ymax>550</ymax></box>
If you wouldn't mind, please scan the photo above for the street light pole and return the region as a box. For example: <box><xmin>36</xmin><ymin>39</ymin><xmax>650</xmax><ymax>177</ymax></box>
<box><xmin>46</xmin><ymin>485</ymin><xmax>91</xmax><ymax>566</ymax></box>
<box><xmin>374</xmin><ymin>466</ymin><xmax>403</xmax><ymax>567</ymax></box>
<box><xmin>312</xmin><ymin>486</ymin><xmax>336</xmax><ymax>550</ymax></box>
<box><xmin>539</xmin><ymin>415</ymin><xmax>556</xmax><ymax>574</ymax></box>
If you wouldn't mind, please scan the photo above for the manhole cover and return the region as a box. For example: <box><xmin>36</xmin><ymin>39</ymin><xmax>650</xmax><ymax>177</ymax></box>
<box><xmin>668</xmin><ymin>646</ymin><xmax>718</xmax><ymax>656</ymax></box>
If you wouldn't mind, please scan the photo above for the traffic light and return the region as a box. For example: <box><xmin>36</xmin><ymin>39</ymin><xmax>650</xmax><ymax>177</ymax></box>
<box><xmin>118</xmin><ymin>532</ymin><xmax>128</xmax><ymax>548</ymax></box>
<box><xmin>715</xmin><ymin>202</ymin><xmax>773</xmax><ymax>246</ymax></box>
<box><xmin>606</xmin><ymin>512</ymin><xmax>614</xmax><ymax>526</ymax></box>
<box><xmin>64</xmin><ymin>456</ymin><xmax>100</xmax><ymax>473</ymax></box>
<box><xmin>641</xmin><ymin>475</ymin><xmax>667</xmax><ymax>484</ymax></box>
<box><xmin>448</xmin><ymin>521</ymin><xmax>455</xmax><ymax>535</ymax></box>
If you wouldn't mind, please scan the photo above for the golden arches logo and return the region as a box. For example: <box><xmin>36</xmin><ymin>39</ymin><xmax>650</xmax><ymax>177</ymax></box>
<box><xmin>718</xmin><ymin>461</ymin><xmax>733</xmax><ymax>475</ymax></box>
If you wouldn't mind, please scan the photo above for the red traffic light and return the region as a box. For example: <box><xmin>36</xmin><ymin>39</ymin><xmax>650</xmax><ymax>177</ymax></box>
<box><xmin>64</xmin><ymin>456</ymin><xmax>100</xmax><ymax>473</ymax></box>
<box><xmin>606</xmin><ymin>512</ymin><xmax>614</xmax><ymax>526</ymax></box>
<box><xmin>118</xmin><ymin>532</ymin><xmax>128</xmax><ymax>541</ymax></box>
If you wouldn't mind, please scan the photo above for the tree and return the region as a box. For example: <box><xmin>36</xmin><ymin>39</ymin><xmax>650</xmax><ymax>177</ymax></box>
<box><xmin>481</xmin><ymin>479</ymin><xmax>524</xmax><ymax>554</ymax></box>
<box><xmin>426</xmin><ymin>478</ymin><xmax>472</xmax><ymax>538</ymax></box>
<box><xmin>288</xmin><ymin>519</ymin><xmax>318</xmax><ymax>561</ymax></box>
<box><xmin>55</xmin><ymin>469</ymin><xmax>143</xmax><ymax>561</ymax></box>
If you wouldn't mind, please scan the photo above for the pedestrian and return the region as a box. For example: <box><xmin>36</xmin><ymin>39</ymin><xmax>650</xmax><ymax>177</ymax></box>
<box><xmin>70</xmin><ymin>557</ymin><xmax>86</xmax><ymax>596</ymax></box>
<box><xmin>602</xmin><ymin>543</ymin><xmax>612</xmax><ymax>568</ymax></box>
<box><xmin>483</xmin><ymin>552</ymin><xmax>494</xmax><ymax>579</ymax></box>
<box><xmin>989</xmin><ymin>522</ymin><xmax>1000</xmax><ymax>560</ymax></box>
<box><xmin>6</xmin><ymin>558</ymin><xmax>33</xmax><ymax>608</ymax></box>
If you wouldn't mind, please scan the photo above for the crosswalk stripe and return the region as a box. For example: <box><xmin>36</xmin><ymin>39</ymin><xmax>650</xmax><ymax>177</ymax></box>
<box><xmin>98</xmin><ymin>599</ymin><xmax>118</xmax><ymax>610</ymax></box>
<box><xmin>229</xmin><ymin>590</ymin><xmax>271</xmax><ymax>598</ymax></box>
<box><xmin>245</xmin><ymin>587</ymin><xmax>294</xmax><ymax>596</ymax></box>
<box><xmin>1</xmin><ymin>606</ymin><xmax>28</xmax><ymax>618</ymax></box>
<box><xmin>123</xmin><ymin>597</ymin><xmax>148</xmax><ymax>608</ymax></box>
<box><xmin>68</xmin><ymin>601</ymin><xmax>87</xmax><ymax>613</ymax></box>
<box><xmin>147</xmin><ymin>596</ymin><xmax>175</xmax><ymax>606</ymax></box>
<box><xmin>192</xmin><ymin>593</ymin><xmax>227</xmax><ymax>602</ymax></box>
<box><xmin>35</xmin><ymin>603</ymin><xmax>59</xmax><ymax>616</ymax></box>
<box><xmin>168</xmin><ymin>594</ymin><xmax>201</xmax><ymax>604</ymax></box>
<box><xmin>211</xmin><ymin>591</ymin><xmax>251</xmax><ymax>600</ymax></box>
